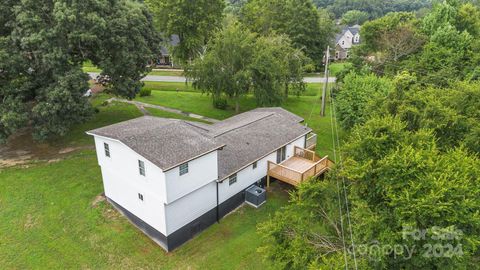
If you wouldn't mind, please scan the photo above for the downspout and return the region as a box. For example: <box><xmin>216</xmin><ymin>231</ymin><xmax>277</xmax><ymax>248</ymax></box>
<box><xmin>216</xmin><ymin>181</ymin><xmax>219</xmax><ymax>223</ymax></box>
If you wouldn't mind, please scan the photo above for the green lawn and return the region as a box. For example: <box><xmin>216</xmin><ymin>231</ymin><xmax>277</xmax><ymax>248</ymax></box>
<box><xmin>135</xmin><ymin>84</ymin><xmax>337</xmax><ymax>157</ymax></box>
<box><xmin>143</xmin><ymin>81</ymin><xmax>194</xmax><ymax>92</ymax></box>
<box><xmin>145</xmin><ymin>107</ymin><xmax>212</xmax><ymax>124</ymax></box>
<box><xmin>0</xmin><ymin>151</ymin><xmax>289</xmax><ymax>269</ymax></box>
<box><xmin>149</xmin><ymin>70</ymin><xmax>184</xmax><ymax>76</ymax></box>
<box><xmin>51</xmin><ymin>100</ymin><xmax>143</xmax><ymax>148</ymax></box>
<box><xmin>82</xmin><ymin>62</ymin><xmax>183</xmax><ymax>76</ymax></box>
<box><xmin>0</xmin><ymin>78</ymin><xmax>340</xmax><ymax>268</ymax></box>
<box><xmin>329</xmin><ymin>62</ymin><xmax>352</xmax><ymax>76</ymax></box>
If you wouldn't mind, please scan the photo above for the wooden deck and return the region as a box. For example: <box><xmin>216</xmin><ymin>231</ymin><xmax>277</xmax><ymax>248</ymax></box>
<box><xmin>267</xmin><ymin>146</ymin><xmax>333</xmax><ymax>187</ymax></box>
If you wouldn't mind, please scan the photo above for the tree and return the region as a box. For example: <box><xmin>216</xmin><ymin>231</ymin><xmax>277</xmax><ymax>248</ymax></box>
<box><xmin>341</xmin><ymin>10</ymin><xmax>370</xmax><ymax>25</ymax></box>
<box><xmin>186</xmin><ymin>20</ymin><xmax>256</xmax><ymax>113</ymax></box>
<box><xmin>186</xmin><ymin>19</ymin><xmax>306</xmax><ymax>113</ymax></box>
<box><xmin>240</xmin><ymin>0</ymin><xmax>334</xmax><ymax>66</ymax></box>
<box><xmin>145</xmin><ymin>0</ymin><xmax>225</xmax><ymax>64</ymax></box>
<box><xmin>259</xmin><ymin>116</ymin><xmax>480</xmax><ymax>269</ymax></box>
<box><xmin>335</xmin><ymin>72</ymin><xmax>394</xmax><ymax>130</ymax></box>
<box><xmin>0</xmin><ymin>0</ymin><xmax>159</xmax><ymax>142</ymax></box>
<box><xmin>341</xmin><ymin>116</ymin><xmax>480</xmax><ymax>269</ymax></box>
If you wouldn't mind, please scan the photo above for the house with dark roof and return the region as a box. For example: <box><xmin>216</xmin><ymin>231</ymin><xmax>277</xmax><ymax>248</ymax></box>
<box><xmin>87</xmin><ymin>108</ymin><xmax>331</xmax><ymax>251</ymax></box>
<box><xmin>334</xmin><ymin>25</ymin><xmax>361</xmax><ymax>60</ymax></box>
<box><xmin>154</xmin><ymin>34</ymin><xmax>180</xmax><ymax>67</ymax></box>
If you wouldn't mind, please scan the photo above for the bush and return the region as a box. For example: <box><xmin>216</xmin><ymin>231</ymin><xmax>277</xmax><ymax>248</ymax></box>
<box><xmin>139</xmin><ymin>88</ymin><xmax>151</xmax><ymax>97</ymax></box>
<box><xmin>212</xmin><ymin>96</ymin><xmax>228</xmax><ymax>109</ymax></box>
<box><xmin>303</xmin><ymin>63</ymin><xmax>316</xmax><ymax>73</ymax></box>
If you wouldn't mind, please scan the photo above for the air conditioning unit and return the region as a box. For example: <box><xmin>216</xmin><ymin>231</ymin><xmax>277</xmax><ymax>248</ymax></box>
<box><xmin>245</xmin><ymin>185</ymin><xmax>266</xmax><ymax>208</ymax></box>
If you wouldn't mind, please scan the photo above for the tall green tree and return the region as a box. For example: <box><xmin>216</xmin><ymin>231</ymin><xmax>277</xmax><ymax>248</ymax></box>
<box><xmin>145</xmin><ymin>0</ymin><xmax>225</xmax><ymax>64</ymax></box>
<box><xmin>341</xmin><ymin>9</ymin><xmax>370</xmax><ymax>25</ymax></box>
<box><xmin>260</xmin><ymin>116</ymin><xmax>480</xmax><ymax>269</ymax></box>
<box><xmin>186</xmin><ymin>19</ymin><xmax>306</xmax><ymax>113</ymax></box>
<box><xmin>0</xmin><ymin>0</ymin><xmax>159</xmax><ymax>142</ymax></box>
<box><xmin>240</xmin><ymin>0</ymin><xmax>334</xmax><ymax>66</ymax></box>
<box><xmin>335</xmin><ymin>72</ymin><xmax>394</xmax><ymax>130</ymax></box>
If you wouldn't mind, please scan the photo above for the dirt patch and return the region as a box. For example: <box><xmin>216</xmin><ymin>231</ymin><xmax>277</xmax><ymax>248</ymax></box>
<box><xmin>0</xmin><ymin>129</ymin><xmax>92</xmax><ymax>168</ymax></box>
<box><xmin>24</xmin><ymin>214</ymin><xmax>39</xmax><ymax>230</ymax></box>
<box><xmin>89</xmin><ymin>80</ymin><xmax>105</xmax><ymax>94</ymax></box>
<box><xmin>102</xmin><ymin>206</ymin><xmax>123</xmax><ymax>220</ymax></box>
<box><xmin>91</xmin><ymin>194</ymin><xmax>106</xmax><ymax>208</ymax></box>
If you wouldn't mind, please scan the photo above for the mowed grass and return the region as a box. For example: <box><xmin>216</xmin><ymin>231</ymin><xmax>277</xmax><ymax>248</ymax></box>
<box><xmin>135</xmin><ymin>83</ymin><xmax>337</xmax><ymax>157</ymax></box>
<box><xmin>51</xmin><ymin>100</ymin><xmax>143</xmax><ymax>148</ymax></box>
<box><xmin>145</xmin><ymin>107</ymin><xmax>212</xmax><ymax>124</ymax></box>
<box><xmin>329</xmin><ymin>62</ymin><xmax>352</xmax><ymax>76</ymax></box>
<box><xmin>82</xmin><ymin>62</ymin><xmax>183</xmax><ymax>76</ymax></box>
<box><xmin>0</xmin><ymin>152</ymin><xmax>289</xmax><ymax>269</ymax></box>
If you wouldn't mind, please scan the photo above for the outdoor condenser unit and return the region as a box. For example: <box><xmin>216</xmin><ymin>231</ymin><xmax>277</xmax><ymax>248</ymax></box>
<box><xmin>245</xmin><ymin>185</ymin><xmax>266</xmax><ymax>208</ymax></box>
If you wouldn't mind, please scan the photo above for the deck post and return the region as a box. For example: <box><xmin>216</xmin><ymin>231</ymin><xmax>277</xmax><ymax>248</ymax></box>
<box><xmin>267</xmin><ymin>174</ymin><xmax>270</xmax><ymax>188</ymax></box>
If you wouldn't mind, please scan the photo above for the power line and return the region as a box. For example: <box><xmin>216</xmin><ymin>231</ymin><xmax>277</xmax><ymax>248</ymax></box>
<box><xmin>329</xmin><ymin>82</ymin><xmax>358</xmax><ymax>269</ymax></box>
<box><xmin>327</xmin><ymin>81</ymin><xmax>349</xmax><ymax>269</ymax></box>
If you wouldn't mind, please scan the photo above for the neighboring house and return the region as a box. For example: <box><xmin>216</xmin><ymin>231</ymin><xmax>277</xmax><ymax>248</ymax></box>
<box><xmin>87</xmin><ymin>108</ymin><xmax>331</xmax><ymax>251</ymax></box>
<box><xmin>153</xmin><ymin>34</ymin><xmax>180</xmax><ymax>67</ymax></box>
<box><xmin>334</xmin><ymin>25</ymin><xmax>361</xmax><ymax>60</ymax></box>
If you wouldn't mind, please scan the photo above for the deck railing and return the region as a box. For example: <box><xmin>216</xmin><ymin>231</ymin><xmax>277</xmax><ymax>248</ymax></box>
<box><xmin>267</xmin><ymin>153</ymin><xmax>330</xmax><ymax>186</ymax></box>
<box><xmin>294</xmin><ymin>146</ymin><xmax>320</xmax><ymax>162</ymax></box>
<box><xmin>305</xmin><ymin>133</ymin><xmax>317</xmax><ymax>150</ymax></box>
<box><xmin>267</xmin><ymin>161</ymin><xmax>303</xmax><ymax>185</ymax></box>
<box><xmin>302</xmin><ymin>156</ymin><xmax>330</xmax><ymax>180</ymax></box>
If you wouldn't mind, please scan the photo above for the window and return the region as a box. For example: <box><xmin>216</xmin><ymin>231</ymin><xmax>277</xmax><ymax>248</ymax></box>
<box><xmin>276</xmin><ymin>146</ymin><xmax>286</xmax><ymax>163</ymax></box>
<box><xmin>229</xmin><ymin>174</ymin><xmax>237</xmax><ymax>186</ymax></box>
<box><xmin>342</xmin><ymin>40</ymin><xmax>345</xmax><ymax>46</ymax></box>
<box><xmin>138</xmin><ymin>193</ymin><xmax>144</xmax><ymax>201</ymax></box>
<box><xmin>104</xmin><ymin>143</ymin><xmax>110</xmax><ymax>157</ymax></box>
<box><xmin>138</xmin><ymin>160</ymin><xmax>145</xmax><ymax>176</ymax></box>
<box><xmin>253</xmin><ymin>161</ymin><xmax>257</xmax><ymax>169</ymax></box>
<box><xmin>179</xmin><ymin>162</ymin><xmax>189</xmax><ymax>176</ymax></box>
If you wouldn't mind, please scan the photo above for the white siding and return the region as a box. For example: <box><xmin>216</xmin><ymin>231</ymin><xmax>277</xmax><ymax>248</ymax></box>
<box><xmin>93</xmin><ymin>136</ymin><xmax>168</xmax><ymax>234</ymax></box>
<box><xmin>164</xmin><ymin>151</ymin><xmax>218</xmax><ymax>204</ymax></box>
<box><xmin>164</xmin><ymin>182</ymin><xmax>217</xmax><ymax>234</ymax></box>
<box><xmin>218</xmin><ymin>135</ymin><xmax>307</xmax><ymax>203</ymax></box>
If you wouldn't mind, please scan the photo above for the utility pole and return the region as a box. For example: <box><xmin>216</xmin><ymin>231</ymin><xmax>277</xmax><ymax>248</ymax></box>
<box><xmin>320</xmin><ymin>46</ymin><xmax>330</xmax><ymax>116</ymax></box>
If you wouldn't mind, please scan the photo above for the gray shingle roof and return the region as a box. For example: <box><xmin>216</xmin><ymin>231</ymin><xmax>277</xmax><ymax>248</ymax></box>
<box><xmin>213</xmin><ymin>112</ymin><xmax>311</xmax><ymax>180</ymax></box>
<box><xmin>87</xmin><ymin>116</ymin><xmax>224</xmax><ymax>171</ymax></box>
<box><xmin>88</xmin><ymin>108</ymin><xmax>311</xmax><ymax>179</ymax></box>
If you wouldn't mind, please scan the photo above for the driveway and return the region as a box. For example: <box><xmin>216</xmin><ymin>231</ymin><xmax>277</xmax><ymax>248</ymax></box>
<box><xmin>88</xmin><ymin>72</ymin><xmax>336</xmax><ymax>83</ymax></box>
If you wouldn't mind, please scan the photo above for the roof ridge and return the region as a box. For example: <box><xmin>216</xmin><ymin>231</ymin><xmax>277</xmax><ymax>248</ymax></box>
<box><xmin>212</xmin><ymin>112</ymin><xmax>275</xmax><ymax>138</ymax></box>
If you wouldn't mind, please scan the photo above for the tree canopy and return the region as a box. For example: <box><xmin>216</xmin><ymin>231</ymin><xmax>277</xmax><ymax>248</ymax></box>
<box><xmin>186</xmin><ymin>19</ymin><xmax>306</xmax><ymax>113</ymax></box>
<box><xmin>145</xmin><ymin>0</ymin><xmax>225</xmax><ymax>64</ymax></box>
<box><xmin>0</xmin><ymin>0</ymin><xmax>159</xmax><ymax>142</ymax></box>
<box><xmin>356</xmin><ymin>1</ymin><xmax>480</xmax><ymax>86</ymax></box>
<box><xmin>240</xmin><ymin>0</ymin><xmax>335</xmax><ymax>66</ymax></box>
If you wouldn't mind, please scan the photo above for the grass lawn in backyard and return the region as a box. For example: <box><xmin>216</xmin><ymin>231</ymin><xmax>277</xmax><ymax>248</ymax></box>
<box><xmin>135</xmin><ymin>83</ymin><xmax>338</xmax><ymax>158</ymax></box>
<box><xmin>145</xmin><ymin>107</ymin><xmax>212</xmax><ymax>124</ymax></box>
<box><xmin>0</xmin><ymin>150</ymin><xmax>290</xmax><ymax>269</ymax></box>
<box><xmin>1</xmin><ymin>79</ymin><xmax>339</xmax><ymax>268</ymax></box>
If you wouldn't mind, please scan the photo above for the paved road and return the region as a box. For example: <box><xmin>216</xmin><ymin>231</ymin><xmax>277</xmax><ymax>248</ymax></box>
<box><xmin>88</xmin><ymin>72</ymin><xmax>336</xmax><ymax>83</ymax></box>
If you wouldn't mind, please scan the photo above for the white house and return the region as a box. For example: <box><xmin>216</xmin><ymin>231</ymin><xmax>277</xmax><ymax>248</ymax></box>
<box><xmin>87</xmin><ymin>108</ymin><xmax>330</xmax><ymax>251</ymax></box>
<box><xmin>334</xmin><ymin>25</ymin><xmax>361</xmax><ymax>60</ymax></box>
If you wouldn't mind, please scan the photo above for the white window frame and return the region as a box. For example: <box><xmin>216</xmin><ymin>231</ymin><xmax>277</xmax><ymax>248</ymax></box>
<box><xmin>138</xmin><ymin>193</ymin><xmax>144</xmax><ymax>201</ymax></box>
<box><xmin>179</xmin><ymin>162</ymin><xmax>189</xmax><ymax>176</ymax></box>
<box><xmin>138</xmin><ymin>160</ymin><xmax>146</xmax><ymax>176</ymax></box>
<box><xmin>229</xmin><ymin>174</ymin><xmax>237</xmax><ymax>186</ymax></box>
<box><xmin>104</xmin><ymin>143</ymin><xmax>110</xmax><ymax>157</ymax></box>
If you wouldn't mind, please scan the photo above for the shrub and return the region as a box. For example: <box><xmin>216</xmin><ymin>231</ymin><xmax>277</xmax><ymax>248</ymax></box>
<box><xmin>212</xmin><ymin>96</ymin><xmax>228</xmax><ymax>109</ymax></box>
<box><xmin>139</xmin><ymin>88</ymin><xmax>151</xmax><ymax>97</ymax></box>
